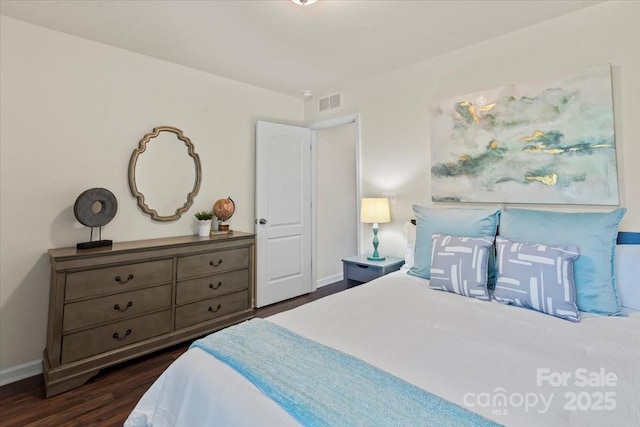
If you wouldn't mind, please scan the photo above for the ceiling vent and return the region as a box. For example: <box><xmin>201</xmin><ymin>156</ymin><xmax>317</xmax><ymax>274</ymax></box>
<box><xmin>318</xmin><ymin>93</ymin><xmax>342</xmax><ymax>112</ymax></box>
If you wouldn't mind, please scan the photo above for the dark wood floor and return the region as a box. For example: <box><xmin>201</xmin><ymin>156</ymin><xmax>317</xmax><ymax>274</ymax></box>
<box><xmin>0</xmin><ymin>280</ymin><xmax>348</xmax><ymax>427</ymax></box>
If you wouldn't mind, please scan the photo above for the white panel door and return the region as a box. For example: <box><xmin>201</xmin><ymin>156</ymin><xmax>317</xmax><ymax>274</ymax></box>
<box><xmin>255</xmin><ymin>121</ymin><xmax>312</xmax><ymax>307</ymax></box>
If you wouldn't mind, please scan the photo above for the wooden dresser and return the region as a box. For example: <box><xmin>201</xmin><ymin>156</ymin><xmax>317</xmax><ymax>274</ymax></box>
<box><xmin>43</xmin><ymin>232</ymin><xmax>255</xmax><ymax>397</ymax></box>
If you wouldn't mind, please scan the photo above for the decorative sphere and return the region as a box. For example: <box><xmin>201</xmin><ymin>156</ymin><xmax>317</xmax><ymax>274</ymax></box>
<box><xmin>212</xmin><ymin>197</ymin><xmax>235</xmax><ymax>221</ymax></box>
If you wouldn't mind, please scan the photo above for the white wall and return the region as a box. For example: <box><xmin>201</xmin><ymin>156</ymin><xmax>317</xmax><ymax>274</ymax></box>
<box><xmin>316</xmin><ymin>122</ymin><xmax>357</xmax><ymax>285</ymax></box>
<box><xmin>305</xmin><ymin>1</ymin><xmax>640</xmax><ymax>258</ymax></box>
<box><xmin>0</xmin><ymin>16</ymin><xmax>303</xmax><ymax>377</ymax></box>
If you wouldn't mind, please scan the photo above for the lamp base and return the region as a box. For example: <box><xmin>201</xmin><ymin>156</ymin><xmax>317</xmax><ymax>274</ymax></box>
<box><xmin>367</xmin><ymin>255</ymin><xmax>386</xmax><ymax>261</ymax></box>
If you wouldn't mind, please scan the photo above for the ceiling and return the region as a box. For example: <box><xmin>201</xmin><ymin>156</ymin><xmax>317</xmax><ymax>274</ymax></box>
<box><xmin>1</xmin><ymin>0</ymin><xmax>602</xmax><ymax>98</ymax></box>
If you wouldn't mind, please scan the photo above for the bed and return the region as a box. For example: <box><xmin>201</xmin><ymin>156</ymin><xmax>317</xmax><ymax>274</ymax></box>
<box><xmin>125</xmin><ymin>207</ymin><xmax>640</xmax><ymax>427</ymax></box>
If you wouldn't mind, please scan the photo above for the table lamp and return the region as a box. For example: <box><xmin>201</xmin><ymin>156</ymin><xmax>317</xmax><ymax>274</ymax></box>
<box><xmin>360</xmin><ymin>197</ymin><xmax>391</xmax><ymax>261</ymax></box>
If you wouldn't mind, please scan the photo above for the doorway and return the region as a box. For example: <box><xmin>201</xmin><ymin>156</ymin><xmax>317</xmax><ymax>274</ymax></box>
<box><xmin>255</xmin><ymin>115</ymin><xmax>360</xmax><ymax>307</ymax></box>
<box><xmin>311</xmin><ymin>115</ymin><xmax>360</xmax><ymax>287</ymax></box>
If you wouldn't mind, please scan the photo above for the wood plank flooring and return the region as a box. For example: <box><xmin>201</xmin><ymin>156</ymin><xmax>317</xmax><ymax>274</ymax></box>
<box><xmin>0</xmin><ymin>280</ymin><xmax>348</xmax><ymax>427</ymax></box>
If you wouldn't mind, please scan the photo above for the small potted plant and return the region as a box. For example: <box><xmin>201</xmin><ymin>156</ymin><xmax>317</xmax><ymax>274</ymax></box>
<box><xmin>195</xmin><ymin>211</ymin><xmax>214</xmax><ymax>236</ymax></box>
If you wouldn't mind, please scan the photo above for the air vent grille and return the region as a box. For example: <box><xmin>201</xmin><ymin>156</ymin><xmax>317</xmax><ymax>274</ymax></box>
<box><xmin>318</xmin><ymin>93</ymin><xmax>342</xmax><ymax>112</ymax></box>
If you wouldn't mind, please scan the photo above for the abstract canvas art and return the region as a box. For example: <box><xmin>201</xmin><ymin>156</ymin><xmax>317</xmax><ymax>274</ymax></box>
<box><xmin>429</xmin><ymin>64</ymin><xmax>619</xmax><ymax>205</ymax></box>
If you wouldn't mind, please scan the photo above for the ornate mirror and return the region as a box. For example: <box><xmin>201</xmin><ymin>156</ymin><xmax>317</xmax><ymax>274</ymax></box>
<box><xmin>128</xmin><ymin>126</ymin><xmax>201</xmax><ymax>221</ymax></box>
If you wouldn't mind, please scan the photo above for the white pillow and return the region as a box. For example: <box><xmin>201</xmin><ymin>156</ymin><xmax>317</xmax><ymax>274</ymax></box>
<box><xmin>402</xmin><ymin>221</ymin><xmax>416</xmax><ymax>269</ymax></box>
<box><xmin>616</xmin><ymin>245</ymin><xmax>640</xmax><ymax>310</ymax></box>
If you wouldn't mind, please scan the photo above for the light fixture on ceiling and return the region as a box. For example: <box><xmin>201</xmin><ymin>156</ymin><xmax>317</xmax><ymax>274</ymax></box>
<box><xmin>301</xmin><ymin>90</ymin><xmax>313</xmax><ymax>99</ymax></box>
<box><xmin>291</xmin><ymin>0</ymin><xmax>317</xmax><ymax>6</ymax></box>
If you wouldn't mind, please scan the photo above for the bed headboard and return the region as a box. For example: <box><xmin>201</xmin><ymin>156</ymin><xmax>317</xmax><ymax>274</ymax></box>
<box><xmin>617</xmin><ymin>231</ymin><xmax>640</xmax><ymax>244</ymax></box>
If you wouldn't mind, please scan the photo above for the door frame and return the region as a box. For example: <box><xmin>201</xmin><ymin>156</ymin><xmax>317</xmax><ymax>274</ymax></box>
<box><xmin>308</xmin><ymin>113</ymin><xmax>362</xmax><ymax>289</ymax></box>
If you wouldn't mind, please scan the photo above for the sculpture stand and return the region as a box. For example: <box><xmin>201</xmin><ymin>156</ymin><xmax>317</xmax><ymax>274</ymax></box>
<box><xmin>77</xmin><ymin>226</ymin><xmax>112</xmax><ymax>250</ymax></box>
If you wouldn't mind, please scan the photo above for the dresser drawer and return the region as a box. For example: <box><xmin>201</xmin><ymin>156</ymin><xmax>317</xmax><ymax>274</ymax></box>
<box><xmin>65</xmin><ymin>259</ymin><xmax>173</xmax><ymax>301</ymax></box>
<box><xmin>177</xmin><ymin>248</ymin><xmax>249</xmax><ymax>280</ymax></box>
<box><xmin>345</xmin><ymin>262</ymin><xmax>382</xmax><ymax>283</ymax></box>
<box><xmin>62</xmin><ymin>284</ymin><xmax>171</xmax><ymax>332</ymax></box>
<box><xmin>176</xmin><ymin>269</ymin><xmax>249</xmax><ymax>305</ymax></box>
<box><xmin>61</xmin><ymin>309</ymin><xmax>171</xmax><ymax>364</ymax></box>
<box><xmin>175</xmin><ymin>290</ymin><xmax>249</xmax><ymax>330</ymax></box>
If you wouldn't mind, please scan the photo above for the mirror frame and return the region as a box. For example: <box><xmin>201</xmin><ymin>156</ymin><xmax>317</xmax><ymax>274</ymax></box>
<box><xmin>128</xmin><ymin>126</ymin><xmax>202</xmax><ymax>221</ymax></box>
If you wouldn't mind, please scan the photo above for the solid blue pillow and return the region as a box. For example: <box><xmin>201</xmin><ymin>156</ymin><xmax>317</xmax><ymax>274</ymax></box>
<box><xmin>408</xmin><ymin>206</ymin><xmax>500</xmax><ymax>284</ymax></box>
<box><xmin>499</xmin><ymin>208</ymin><xmax>626</xmax><ymax>315</ymax></box>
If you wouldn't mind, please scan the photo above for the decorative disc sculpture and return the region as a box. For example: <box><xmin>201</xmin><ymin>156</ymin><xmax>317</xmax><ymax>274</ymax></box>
<box><xmin>74</xmin><ymin>188</ymin><xmax>117</xmax><ymax>249</ymax></box>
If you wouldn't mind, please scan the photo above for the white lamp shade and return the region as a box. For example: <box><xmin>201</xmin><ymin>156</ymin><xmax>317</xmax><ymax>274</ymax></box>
<box><xmin>360</xmin><ymin>198</ymin><xmax>391</xmax><ymax>224</ymax></box>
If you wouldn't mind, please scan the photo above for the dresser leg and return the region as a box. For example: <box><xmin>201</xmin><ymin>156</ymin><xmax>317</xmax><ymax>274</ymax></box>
<box><xmin>42</xmin><ymin>354</ymin><xmax>100</xmax><ymax>398</ymax></box>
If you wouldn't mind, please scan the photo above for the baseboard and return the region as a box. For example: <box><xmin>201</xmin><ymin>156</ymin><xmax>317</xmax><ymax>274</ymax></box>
<box><xmin>0</xmin><ymin>359</ymin><xmax>42</xmax><ymax>386</ymax></box>
<box><xmin>316</xmin><ymin>273</ymin><xmax>343</xmax><ymax>288</ymax></box>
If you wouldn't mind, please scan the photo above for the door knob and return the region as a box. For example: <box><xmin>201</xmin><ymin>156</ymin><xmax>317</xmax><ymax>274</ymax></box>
<box><xmin>259</xmin><ymin>218</ymin><xmax>267</xmax><ymax>225</ymax></box>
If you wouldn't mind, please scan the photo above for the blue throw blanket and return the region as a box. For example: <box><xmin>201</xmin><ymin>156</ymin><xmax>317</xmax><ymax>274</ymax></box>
<box><xmin>190</xmin><ymin>318</ymin><xmax>500</xmax><ymax>427</ymax></box>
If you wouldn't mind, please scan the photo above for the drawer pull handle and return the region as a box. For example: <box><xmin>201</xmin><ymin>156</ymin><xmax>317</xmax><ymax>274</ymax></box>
<box><xmin>112</xmin><ymin>329</ymin><xmax>132</xmax><ymax>341</ymax></box>
<box><xmin>114</xmin><ymin>301</ymin><xmax>133</xmax><ymax>312</ymax></box>
<box><xmin>115</xmin><ymin>274</ymin><xmax>134</xmax><ymax>284</ymax></box>
<box><xmin>208</xmin><ymin>304</ymin><xmax>222</xmax><ymax>313</ymax></box>
<box><xmin>209</xmin><ymin>259</ymin><xmax>223</xmax><ymax>267</ymax></box>
<box><xmin>356</xmin><ymin>264</ymin><xmax>370</xmax><ymax>269</ymax></box>
<box><xmin>209</xmin><ymin>282</ymin><xmax>223</xmax><ymax>290</ymax></box>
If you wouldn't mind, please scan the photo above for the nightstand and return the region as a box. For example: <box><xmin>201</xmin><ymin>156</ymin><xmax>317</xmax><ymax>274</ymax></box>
<box><xmin>342</xmin><ymin>255</ymin><xmax>405</xmax><ymax>287</ymax></box>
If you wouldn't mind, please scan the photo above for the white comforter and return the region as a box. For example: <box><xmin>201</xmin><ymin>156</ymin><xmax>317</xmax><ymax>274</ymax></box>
<box><xmin>126</xmin><ymin>272</ymin><xmax>640</xmax><ymax>426</ymax></box>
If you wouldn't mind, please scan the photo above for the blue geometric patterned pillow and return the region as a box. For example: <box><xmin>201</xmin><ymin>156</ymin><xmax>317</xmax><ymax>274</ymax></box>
<box><xmin>494</xmin><ymin>236</ymin><xmax>580</xmax><ymax>322</ymax></box>
<box><xmin>429</xmin><ymin>234</ymin><xmax>494</xmax><ymax>301</ymax></box>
